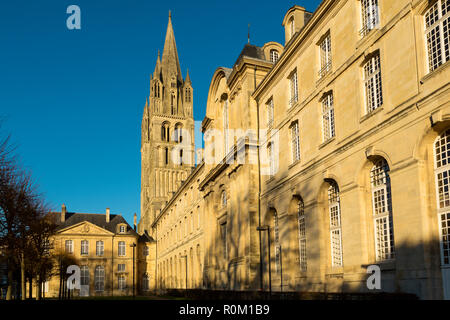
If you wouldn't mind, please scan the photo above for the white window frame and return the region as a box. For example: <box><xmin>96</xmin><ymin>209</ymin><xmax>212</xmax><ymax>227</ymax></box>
<box><xmin>434</xmin><ymin>129</ymin><xmax>450</xmax><ymax>266</ymax></box>
<box><xmin>364</xmin><ymin>53</ymin><xmax>383</xmax><ymax>113</ymax></box>
<box><xmin>81</xmin><ymin>240</ymin><xmax>89</xmax><ymax>256</ymax></box>
<box><xmin>319</xmin><ymin>33</ymin><xmax>332</xmax><ymax>78</ymax></box>
<box><xmin>80</xmin><ymin>265</ymin><xmax>89</xmax><ymax>286</ymax></box>
<box><xmin>65</xmin><ymin>240</ymin><xmax>73</xmax><ymax>254</ymax></box>
<box><xmin>371</xmin><ymin>159</ymin><xmax>395</xmax><ymax>261</ymax></box>
<box><xmin>270</xmin><ymin>49</ymin><xmax>279</xmax><ymax>63</ymax></box>
<box><xmin>291</xmin><ymin>121</ymin><xmax>301</xmax><ymax>163</ymax></box>
<box><xmin>118</xmin><ymin>275</ymin><xmax>126</xmax><ymax>290</ymax></box>
<box><xmin>288</xmin><ymin>71</ymin><xmax>299</xmax><ymax>107</ymax></box>
<box><xmin>118</xmin><ymin>241</ymin><xmax>126</xmax><ymax>257</ymax></box>
<box><xmin>118</xmin><ymin>263</ymin><xmax>126</xmax><ymax>272</ymax></box>
<box><xmin>360</xmin><ymin>0</ymin><xmax>380</xmax><ymax>37</ymax></box>
<box><xmin>322</xmin><ymin>93</ymin><xmax>335</xmax><ymax>141</ymax></box>
<box><xmin>96</xmin><ymin>241</ymin><xmax>104</xmax><ymax>256</ymax></box>
<box><xmin>297</xmin><ymin>199</ymin><xmax>307</xmax><ymax>272</ymax></box>
<box><xmin>94</xmin><ymin>266</ymin><xmax>105</xmax><ymax>292</ymax></box>
<box><xmin>328</xmin><ymin>182</ymin><xmax>343</xmax><ymax>267</ymax></box>
<box><xmin>425</xmin><ymin>0</ymin><xmax>450</xmax><ymax>73</ymax></box>
<box><xmin>267</xmin><ymin>98</ymin><xmax>274</xmax><ymax>129</ymax></box>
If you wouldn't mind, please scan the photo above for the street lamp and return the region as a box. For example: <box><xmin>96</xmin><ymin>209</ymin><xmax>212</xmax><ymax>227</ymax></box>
<box><xmin>181</xmin><ymin>255</ymin><xmax>188</xmax><ymax>291</ymax></box>
<box><xmin>130</xmin><ymin>243</ymin><xmax>136</xmax><ymax>299</ymax></box>
<box><xmin>256</xmin><ymin>226</ymin><xmax>271</xmax><ymax>295</ymax></box>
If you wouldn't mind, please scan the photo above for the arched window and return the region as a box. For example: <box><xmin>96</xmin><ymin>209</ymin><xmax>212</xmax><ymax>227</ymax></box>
<box><xmin>94</xmin><ymin>266</ymin><xmax>105</xmax><ymax>292</ymax></box>
<box><xmin>174</xmin><ymin>124</ymin><xmax>183</xmax><ymax>143</ymax></box>
<box><xmin>270</xmin><ymin>49</ymin><xmax>279</xmax><ymax>63</ymax></box>
<box><xmin>435</xmin><ymin>129</ymin><xmax>450</xmax><ymax>266</ymax></box>
<box><xmin>142</xmin><ymin>273</ymin><xmax>150</xmax><ymax>291</ymax></box>
<box><xmin>297</xmin><ymin>198</ymin><xmax>307</xmax><ymax>272</ymax></box>
<box><xmin>370</xmin><ymin>158</ymin><xmax>395</xmax><ymax>261</ymax></box>
<box><xmin>328</xmin><ymin>181</ymin><xmax>343</xmax><ymax>267</ymax></box>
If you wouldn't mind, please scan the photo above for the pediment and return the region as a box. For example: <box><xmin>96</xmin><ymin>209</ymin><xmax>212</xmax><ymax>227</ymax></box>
<box><xmin>58</xmin><ymin>221</ymin><xmax>114</xmax><ymax>236</ymax></box>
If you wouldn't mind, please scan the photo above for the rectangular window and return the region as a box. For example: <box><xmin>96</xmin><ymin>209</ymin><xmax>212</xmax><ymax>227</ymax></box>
<box><xmin>118</xmin><ymin>264</ymin><xmax>126</xmax><ymax>272</ymax></box>
<box><xmin>328</xmin><ymin>184</ymin><xmax>343</xmax><ymax>267</ymax></box>
<box><xmin>425</xmin><ymin>0</ymin><xmax>450</xmax><ymax>72</ymax></box>
<box><xmin>288</xmin><ymin>71</ymin><xmax>298</xmax><ymax>107</ymax></box>
<box><xmin>291</xmin><ymin>122</ymin><xmax>300</xmax><ymax>163</ymax></box>
<box><xmin>298</xmin><ymin>216</ymin><xmax>307</xmax><ymax>272</ymax></box>
<box><xmin>143</xmin><ymin>246</ymin><xmax>149</xmax><ymax>256</ymax></box>
<box><xmin>81</xmin><ymin>240</ymin><xmax>89</xmax><ymax>256</ymax></box>
<box><xmin>96</xmin><ymin>241</ymin><xmax>104</xmax><ymax>256</ymax></box>
<box><xmin>65</xmin><ymin>240</ymin><xmax>73</xmax><ymax>254</ymax></box>
<box><xmin>322</xmin><ymin>93</ymin><xmax>335</xmax><ymax>141</ymax></box>
<box><xmin>360</xmin><ymin>0</ymin><xmax>380</xmax><ymax>37</ymax></box>
<box><xmin>319</xmin><ymin>33</ymin><xmax>332</xmax><ymax>78</ymax></box>
<box><xmin>118</xmin><ymin>241</ymin><xmax>126</xmax><ymax>257</ymax></box>
<box><xmin>364</xmin><ymin>53</ymin><xmax>383</xmax><ymax>113</ymax></box>
<box><xmin>267</xmin><ymin>98</ymin><xmax>274</xmax><ymax>129</ymax></box>
<box><xmin>118</xmin><ymin>275</ymin><xmax>126</xmax><ymax>290</ymax></box>
<box><xmin>80</xmin><ymin>266</ymin><xmax>89</xmax><ymax>286</ymax></box>
<box><xmin>268</xmin><ymin>143</ymin><xmax>275</xmax><ymax>177</ymax></box>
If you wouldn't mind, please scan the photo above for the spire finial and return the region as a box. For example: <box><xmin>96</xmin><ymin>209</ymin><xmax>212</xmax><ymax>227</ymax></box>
<box><xmin>169</xmin><ymin>10</ymin><xmax>171</xmax><ymax>19</ymax></box>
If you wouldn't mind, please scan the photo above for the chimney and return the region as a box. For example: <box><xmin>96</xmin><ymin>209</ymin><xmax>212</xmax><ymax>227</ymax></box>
<box><xmin>106</xmin><ymin>208</ymin><xmax>110</xmax><ymax>223</ymax></box>
<box><xmin>61</xmin><ymin>204</ymin><xmax>66</xmax><ymax>223</ymax></box>
<box><xmin>133</xmin><ymin>213</ymin><xmax>137</xmax><ymax>231</ymax></box>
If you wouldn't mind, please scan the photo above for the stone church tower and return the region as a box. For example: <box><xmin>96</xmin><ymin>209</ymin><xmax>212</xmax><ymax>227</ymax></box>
<box><xmin>139</xmin><ymin>12</ymin><xmax>195</xmax><ymax>235</ymax></box>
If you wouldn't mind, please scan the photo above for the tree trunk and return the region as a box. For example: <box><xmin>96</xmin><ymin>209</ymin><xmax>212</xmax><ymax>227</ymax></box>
<box><xmin>6</xmin><ymin>269</ymin><xmax>13</xmax><ymax>300</ymax></box>
<box><xmin>28</xmin><ymin>277</ymin><xmax>32</xmax><ymax>299</ymax></box>
<box><xmin>21</xmin><ymin>252</ymin><xmax>25</xmax><ymax>300</ymax></box>
<box><xmin>36</xmin><ymin>274</ymin><xmax>40</xmax><ymax>301</ymax></box>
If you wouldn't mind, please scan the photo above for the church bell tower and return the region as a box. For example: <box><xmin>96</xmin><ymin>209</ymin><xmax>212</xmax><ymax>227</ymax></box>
<box><xmin>139</xmin><ymin>11</ymin><xmax>195</xmax><ymax>235</ymax></box>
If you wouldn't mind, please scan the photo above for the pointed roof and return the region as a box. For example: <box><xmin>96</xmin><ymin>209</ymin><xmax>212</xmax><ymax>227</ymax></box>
<box><xmin>153</xmin><ymin>50</ymin><xmax>161</xmax><ymax>79</ymax></box>
<box><xmin>161</xmin><ymin>11</ymin><xmax>182</xmax><ymax>83</ymax></box>
<box><xmin>184</xmin><ymin>68</ymin><xmax>191</xmax><ymax>85</ymax></box>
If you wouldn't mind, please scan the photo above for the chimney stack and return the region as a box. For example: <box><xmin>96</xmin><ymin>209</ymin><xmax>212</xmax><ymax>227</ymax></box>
<box><xmin>133</xmin><ymin>213</ymin><xmax>137</xmax><ymax>231</ymax></box>
<box><xmin>106</xmin><ymin>208</ymin><xmax>110</xmax><ymax>223</ymax></box>
<box><xmin>61</xmin><ymin>204</ymin><xmax>66</xmax><ymax>223</ymax></box>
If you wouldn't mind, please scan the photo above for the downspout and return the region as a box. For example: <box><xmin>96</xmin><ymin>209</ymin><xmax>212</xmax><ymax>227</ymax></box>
<box><xmin>254</xmin><ymin>66</ymin><xmax>264</xmax><ymax>291</ymax></box>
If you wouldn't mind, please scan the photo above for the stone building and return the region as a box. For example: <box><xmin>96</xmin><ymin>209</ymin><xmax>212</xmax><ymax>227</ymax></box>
<box><xmin>139</xmin><ymin>0</ymin><xmax>450</xmax><ymax>300</ymax></box>
<box><xmin>42</xmin><ymin>206</ymin><xmax>155</xmax><ymax>298</ymax></box>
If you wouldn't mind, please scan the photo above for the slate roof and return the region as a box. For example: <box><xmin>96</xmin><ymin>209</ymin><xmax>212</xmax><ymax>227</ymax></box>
<box><xmin>233</xmin><ymin>44</ymin><xmax>266</xmax><ymax>68</ymax></box>
<box><xmin>47</xmin><ymin>211</ymin><xmax>139</xmax><ymax>237</ymax></box>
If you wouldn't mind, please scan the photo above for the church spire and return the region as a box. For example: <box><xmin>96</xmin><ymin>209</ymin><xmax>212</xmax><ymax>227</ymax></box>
<box><xmin>153</xmin><ymin>50</ymin><xmax>161</xmax><ymax>79</ymax></box>
<box><xmin>185</xmin><ymin>68</ymin><xmax>191</xmax><ymax>84</ymax></box>
<box><xmin>161</xmin><ymin>10</ymin><xmax>182</xmax><ymax>83</ymax></box>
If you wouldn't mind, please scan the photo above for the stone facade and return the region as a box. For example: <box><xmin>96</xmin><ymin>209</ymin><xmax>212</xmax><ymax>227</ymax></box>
<box><xmin>139</xmin><ymin>1</ymin><xmax>450</xmax><ymax>300</ymax></box>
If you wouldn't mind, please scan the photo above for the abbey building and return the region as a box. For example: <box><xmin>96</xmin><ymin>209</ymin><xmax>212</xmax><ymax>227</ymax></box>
<box><xmin>138</xmin><ymin>0</ymin><xmax>450</xmax><ymax>300</ymax></box>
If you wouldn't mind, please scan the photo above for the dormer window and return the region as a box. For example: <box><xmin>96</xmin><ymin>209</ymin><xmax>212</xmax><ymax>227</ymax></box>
<box><xmin>119</xmin><ymin>225</ymin><xmax>126</xmax><ymax>234</ymax></box>
<box><xmin>270</xmin><ymin>50</ymin><xmax>279</xmax><ymax>63</ymax></box>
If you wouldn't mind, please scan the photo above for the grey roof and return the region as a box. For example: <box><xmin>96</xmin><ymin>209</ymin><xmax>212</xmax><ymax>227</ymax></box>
<box><xmin>48</xmin><ymin>212</ymin><xmax>139</xmax><ymax>237</ymax></box>
<box><xmin>233</xmin><ymin>44</ymin><xmax>266</xmax><ymax>68</ymax></box>
<box><xmin>139</xmin><ymin>231</ymin><xmax>155</xmax><ymax>243</ymax></box>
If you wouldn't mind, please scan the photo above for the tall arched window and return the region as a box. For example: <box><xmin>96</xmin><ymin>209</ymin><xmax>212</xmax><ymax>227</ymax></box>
<box><xmin>370</xmin><ymin>158</ymin><xmax>395</xmax><ymax>261</ymax></box>
<box><xmin>297</xmin><ymin>198</ymin><xmax>307</xmax><ymax>272</ymax></box>
<box><xmin>94</xmin><ymin>266</ymin><xmax>105</xmax><ymax>292</ymax></box>
<box><xmin>435</xmin><ymin>129</ymin><xmax>450</xmax><ymax>266</ymax></box>
<box><xmin>289</xmin><ymin>17</ymin><xmax>295</xmax><ymax>39</ymax></box>
<box><xmin>328</xmin><ymin>181</ymin><xmax>343</xmax><ymax>267</ymax></box>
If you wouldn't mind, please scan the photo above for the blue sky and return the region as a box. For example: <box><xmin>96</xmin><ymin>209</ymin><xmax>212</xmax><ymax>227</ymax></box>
<box><xmin>0</xmin><ymin>0</ymin><xmax>321</xmax><ymax>226</ymax></box>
